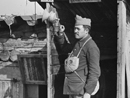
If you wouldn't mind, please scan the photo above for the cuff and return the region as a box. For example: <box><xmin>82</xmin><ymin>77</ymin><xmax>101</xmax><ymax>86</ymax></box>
<box><xmin>84</xmin><ymin>80</ymin><xmax>97</xmax><ymax>95</ymax></box>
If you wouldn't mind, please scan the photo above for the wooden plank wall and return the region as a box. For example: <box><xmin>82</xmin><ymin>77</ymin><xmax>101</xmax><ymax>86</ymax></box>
<box><xmin>0</xmin><ymin>80</ymin><xmax>11</xmax><ymax>98</ymax></box>
<box><xmin>0</xmin><ymin>38</ymin><xmax>47</xmax><ymax>98</ymax></box>
<box><xmin>0</xmin><ymin>66</ymin><xmax>23</xmax><ymax>98</ymax></box>
<box><xmin>18</xmin><ymin>54</ymin><xmax>47</xmax><ymax>84</ymax></box>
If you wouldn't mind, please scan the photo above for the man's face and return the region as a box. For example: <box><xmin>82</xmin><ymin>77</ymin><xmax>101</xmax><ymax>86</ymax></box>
<box><xmin>74</xmin><ymin>25</ymin><xmax>88</xmax><ymax>39</ymax></box>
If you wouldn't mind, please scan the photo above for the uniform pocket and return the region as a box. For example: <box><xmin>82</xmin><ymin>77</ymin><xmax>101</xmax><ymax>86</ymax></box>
<box><xmin>67</xmin><ymin>77</ymin><xmax>85</xmax><ymax>94</ymax></box>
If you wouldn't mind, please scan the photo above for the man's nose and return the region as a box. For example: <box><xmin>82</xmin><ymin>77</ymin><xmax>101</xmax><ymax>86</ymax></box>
<box><xmin>74</xmin><ymin>29</ymin><xmax>78</xmax><ymax>33</ymax></box>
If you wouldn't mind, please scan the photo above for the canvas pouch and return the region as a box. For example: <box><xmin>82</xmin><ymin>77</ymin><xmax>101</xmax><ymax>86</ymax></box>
<box><xmin>64</xmin><ymin>37</ymin><xmax>91</xmax><ymax>73</ymax></box>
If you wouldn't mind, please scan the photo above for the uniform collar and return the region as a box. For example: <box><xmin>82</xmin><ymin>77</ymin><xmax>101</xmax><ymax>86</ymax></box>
<box><xmin>79</xmin><ymin>34</ymin><xmax>91</xmax><ymax>42</ymax></box>
<box><xmin>77</xmin><ymin>34</ymin><xmax>91</xmax><ymax>47</ymax></box>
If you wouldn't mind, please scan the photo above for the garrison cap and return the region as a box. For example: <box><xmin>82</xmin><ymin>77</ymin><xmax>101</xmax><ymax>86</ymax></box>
<box><xmin>75</xmin><ymin>15</ymin><xmax>91</xmax><ymax>26</ymax></box>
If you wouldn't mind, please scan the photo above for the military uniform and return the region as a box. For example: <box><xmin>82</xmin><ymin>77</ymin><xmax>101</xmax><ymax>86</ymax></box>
<box><xmin>63</xmin><ymin>34</ymin><xmax>101</xmax><ymax>95</ymax></box>
<box><xmin>55</xmin><ymin>34</ymin><xmax>101</xmax><ymax>95</ymax></box>
<box><xmin>54</xmin><ymin>15</ymin><xmax>101</xmax><ymax>97</ymax></box>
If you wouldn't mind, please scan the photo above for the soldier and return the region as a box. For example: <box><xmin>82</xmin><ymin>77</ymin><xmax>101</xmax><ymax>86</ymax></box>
<box><xmin>54</xmin><ymin>15</ymin><xmax>101</xmax><ymax>98</ymax></box>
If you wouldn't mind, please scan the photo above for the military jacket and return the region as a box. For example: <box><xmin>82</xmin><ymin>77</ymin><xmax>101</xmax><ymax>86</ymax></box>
<box><xmin>54</xmin><ymin>34</ymin><xmax>101</xmax><ymax>95</ymax></box>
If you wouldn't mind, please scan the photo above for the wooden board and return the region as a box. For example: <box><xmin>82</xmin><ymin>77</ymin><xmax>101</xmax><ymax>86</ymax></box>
<box><xmin>125</xmin><ymin>22</ymin><xmax>130</xmax><ymax>98</ymax></box>
<box><xmin>26</xmin><ymin>85</ymin><xmax>39</xmax><ymax>98</ymax></box>
<box><xmin>18</xmin><ymin>54</ymin><xmax>47</xmax><ymax>85</ymax></box>
<box><xmin>0</xmin><ymin>80</ymin><xmax>23</xmax><ymax>98</ymax></box>
<box><xmin>69</xmin><ymin>0</ymin><xmax>101</xmax><ymax>3</ymax></box>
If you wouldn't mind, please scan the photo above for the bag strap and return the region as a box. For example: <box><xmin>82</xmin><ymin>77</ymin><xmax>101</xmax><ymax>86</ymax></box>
<box><xmin>77</xmin><ymin>37</ymin><xmax>91</xmax><ymax>57</ymax></box>
<box><xmin>74</xmin><ymin>71</ymin><xmax>85</xmax><ymax>83</ymax></box>
<box><xmin>67</xmin><ymin>63</ymin><xmax>85</xmax><ymax>83</ymax></box>
<box><xmin>74</xmin><ymin>37</ymin><xmax>92</xmax><ymax>83</ymax></box>
<box><xmin>69</xmin><ymin>37</ymin><xmax>91</xmax><ymax>58</ymax></box>
<box><xmin>67</xmin><ymin>37</ymin><xmax>92</xmax><ymax>83</ymax></box>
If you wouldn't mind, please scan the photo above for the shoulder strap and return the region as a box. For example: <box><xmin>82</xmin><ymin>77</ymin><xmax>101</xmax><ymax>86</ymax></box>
<box><xmin>76</xmin><ymin>37</ymin><xmax>91</xmax><ymax>57</ymax></box>
<box><xmin>68</xmin><ymin>37</ymin><xmax>91</xmax><ymax>58</ymax></box>
<box><xmin>74</xmin><ymin>71</ymin><xmax>85</xmax><ymax>83</ymax></box>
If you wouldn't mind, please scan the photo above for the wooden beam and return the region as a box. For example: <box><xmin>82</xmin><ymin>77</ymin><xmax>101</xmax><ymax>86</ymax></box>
<box><xmin>69</xmin><ymin>0</ymin><xmax>101</xmax><ymax>3</ymax></box>
<box><xmin>31</xmin><ymin>0</ymin><xmax>101</xmax><ymax>2</ymax></box>
<box><xmin>29</xmin><ymin>0</ymin><xmax>53</xmax><ymax>2</ymax></box>
<box><xmin>125</xmin><ymin>18</ymin><xmax>130</xmax><ymax>98</ymax></box>
<box><xmin>46</xmin><ymin>3</ymin><xmax>53</xmax><ymax>98</ymax></box>
<box><xmin>54</xmin><ymin>0</ymin><xmax>101</xmax><ymax>2</ymax></box>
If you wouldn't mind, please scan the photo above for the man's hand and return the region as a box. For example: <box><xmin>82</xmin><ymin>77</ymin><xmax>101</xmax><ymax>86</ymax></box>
<box><xmin>83</xmin><ymin>93</ymin><xmax>91</xmax><ymax>98</ymax></box>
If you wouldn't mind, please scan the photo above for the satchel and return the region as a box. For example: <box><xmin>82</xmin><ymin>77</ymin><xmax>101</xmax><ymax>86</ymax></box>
<box><xmin>64</xmin><ymin>37</ymin><xmax>91</xmax><ymax>73</ymax></box>
<box><xmin>65</xmin><ymin>56</ymin><xmax>79</xmax><ymax>73</ymax></box>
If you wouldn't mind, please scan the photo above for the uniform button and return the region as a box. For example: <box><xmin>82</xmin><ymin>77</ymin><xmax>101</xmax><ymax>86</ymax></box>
<box><xmin>74</xmin><ymin>49</ymin><xmax>76</xmax><ymax>51</ymax></box>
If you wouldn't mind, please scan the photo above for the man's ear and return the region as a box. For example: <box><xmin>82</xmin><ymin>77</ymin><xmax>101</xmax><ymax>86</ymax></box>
<box><xmin>87</xmin><ymin>27</ymin><xmax>90</xmax><ymax>31</ymax></box>
<box><xmin>85</xmin><ymin>27</ymin><xmax>89</xmax><ymax>33</ymax></box>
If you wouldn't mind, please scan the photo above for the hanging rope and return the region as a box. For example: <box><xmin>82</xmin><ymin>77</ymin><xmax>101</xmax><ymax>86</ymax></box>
<box><xmin>4</xmin><ymin>15</ymin><xmax>15</xmax><ymax>38</ymax></box>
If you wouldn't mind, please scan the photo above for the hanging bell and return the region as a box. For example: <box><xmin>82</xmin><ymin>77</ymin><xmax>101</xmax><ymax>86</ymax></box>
<box><xmin>4</xmin><ymin>15</ymin><xmax>15</xmax><ymax>26</ymax></box>
<box><xmin>42</xmin><ymin>9</ymin><xmax>50</xmax><ymax>21</ymax></box>
<box><xmin>48</xmin><ymin>11</ymin><xmax>57</xmax><ymax>22</ymax></box>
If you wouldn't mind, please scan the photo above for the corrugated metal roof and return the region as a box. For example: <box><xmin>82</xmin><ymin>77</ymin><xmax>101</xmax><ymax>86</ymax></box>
<box><xmin>0</xmin><ymin>0</ymin><xmax>43</xmax><ymax>16</ymax></box>
<box><xmin>53</xmin><ymin>0</ymin><xmax>117</xmax><ymax>24</ymax></box>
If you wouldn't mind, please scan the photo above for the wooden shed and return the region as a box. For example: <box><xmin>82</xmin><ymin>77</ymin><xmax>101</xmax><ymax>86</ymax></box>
<box><xmin>0</xmin><ymin>1</ymin><xmax>48</xmax><ymax>98</ymax></box>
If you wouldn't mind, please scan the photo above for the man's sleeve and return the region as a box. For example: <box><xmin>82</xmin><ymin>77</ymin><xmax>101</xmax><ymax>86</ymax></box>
<box><xmin>54</xmin><ymin>32</ymin><xmax>65</xmax><ymax>45</ymax></box>
<box><xmin>84</xmin><ymin>45</ymin><xmax>101</xmax><ymax>95</ymax></box>
<box><xmin>54</xmin><ymin>32</ymin><xmax>75</xmax><ymax>54</ymax></box>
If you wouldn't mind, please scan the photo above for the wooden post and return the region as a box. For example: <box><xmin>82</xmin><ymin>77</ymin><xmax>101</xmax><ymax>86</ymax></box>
<box><xmin>117</xmin><ymin>1</ymin><xmax>126</xmax><ymax>98</ymax></box>
<box><xmin>125</xmin><ymin>21</ymin><xmax>130</xmax><ymax>98</ymax></box>
<box><xmin>46</xmin><ymin>3</ymin><xmax>53</xmax><ymax>98</ymax></box>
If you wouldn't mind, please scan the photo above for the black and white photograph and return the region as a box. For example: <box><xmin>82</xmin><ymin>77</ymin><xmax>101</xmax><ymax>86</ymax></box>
<box><xmin>0</xmin><ymin>0</ymin><xmax>129</xmax><ymax>98</ymax></box>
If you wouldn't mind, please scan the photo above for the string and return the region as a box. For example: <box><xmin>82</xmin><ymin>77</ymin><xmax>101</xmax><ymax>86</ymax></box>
<box><xmin>9</xmin><ymin>25</ymin><xmax>12</xmax><ymax>37</ymax></box>
<box><xmin>76</xmin><ymin>37</ymin><xmax>91</xmax><ymax>57</ymax></box>
<box><xmin>68</xmin><ymin>37</ymin><xmax>91</xmax><ymax>58</ymax></box>
<box><xmin>63</xmin><ymin>32</ymin><xmax>70</xmax><ymax>44</ymax></box>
